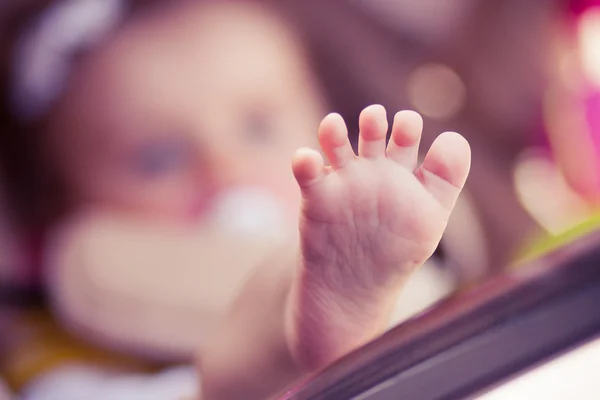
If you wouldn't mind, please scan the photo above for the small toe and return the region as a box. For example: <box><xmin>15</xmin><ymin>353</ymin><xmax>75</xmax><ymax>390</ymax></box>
<box><xmin>386</xmin><ymin>110</ymin><xmax>423</xmax><ymax>170</ymax></box>
<box><xmin>417</xmin><ymin>131</ymin><xmax>471</xmax><ymax>210</ymax></box>
<box><xmin>292</xmin><ymin>147</ymin><xmax>326</xmax><ymax>196</ymax></box>
<box><xmin>358</xmin><ymin>105</ymin><xmax>388</xmax><ymax>159</ymax></box>
<box><xmin>318</xmin><ymin>113</ymin><xmax>355</xmax><ymax>169</ymax></box>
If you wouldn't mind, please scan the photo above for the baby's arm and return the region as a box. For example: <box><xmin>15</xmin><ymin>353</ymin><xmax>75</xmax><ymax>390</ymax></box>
<box><xmin>199</xmin><ymin>106</ymin><xmax>471</xmax><ymax>399</ymax></box>
<box><xmin>198</xmin><ymin>247</ymin><xmax>300</xmax><ymax>400</ymax></box>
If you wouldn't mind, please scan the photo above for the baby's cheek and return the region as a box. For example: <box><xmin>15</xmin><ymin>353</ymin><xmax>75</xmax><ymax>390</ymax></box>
<box><xmin>125</xmin><ymin>185</ymin><xmax>202</xmax><ymax>223</ymax></box>
<box><xmin>100</xmin><ymin>177</ymin><xmax>213</xmax><ymax>225</ymax></box>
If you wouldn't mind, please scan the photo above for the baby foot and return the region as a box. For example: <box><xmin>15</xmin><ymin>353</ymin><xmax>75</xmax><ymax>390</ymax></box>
<box><xmin>286</xmin><ymin>105</ymin><xmax>471</xmax><ymax>370</ymax></box>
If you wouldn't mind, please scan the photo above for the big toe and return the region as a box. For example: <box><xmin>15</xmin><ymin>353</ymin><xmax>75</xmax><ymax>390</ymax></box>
<box><xmin>417</xmin><ymin>132</ymin><xmax>471</xmax><ymax>210</ymax></box>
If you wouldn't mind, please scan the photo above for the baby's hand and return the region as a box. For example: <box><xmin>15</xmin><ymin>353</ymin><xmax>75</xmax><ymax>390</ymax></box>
<box><xmin>288</xmin><ymin>105</ymin><xmax>471</xmax><ymax>369</ymax></box>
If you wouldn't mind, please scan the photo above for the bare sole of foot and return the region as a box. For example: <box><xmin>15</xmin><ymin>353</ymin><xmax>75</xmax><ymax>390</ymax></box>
<box><xmin>287</xmin><ymin>105</ymin><xmax>471</xmax><ymax>369</ymax></box>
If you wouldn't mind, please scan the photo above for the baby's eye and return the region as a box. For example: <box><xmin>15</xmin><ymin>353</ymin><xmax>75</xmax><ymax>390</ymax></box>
<box><xmin>129</xmin><ymin>138</ymin><xmax>192</xmax><ymax>178</ymax></box>
<box><xmin>242</xmin><ymin>110</ymin><xmax>278</xmax><ymax>145</ymax></box>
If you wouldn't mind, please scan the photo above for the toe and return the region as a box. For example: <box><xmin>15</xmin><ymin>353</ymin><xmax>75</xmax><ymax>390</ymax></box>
<box><xmin>358</xmin><ymin>105</ymin><xmax>388</xmax><ymax>159</ymax></box>
<box><xmin>416</xmin><ymin>131</ymin><xmax>471</xmax><ymax>210</ymax></box>
<box><xmin>292</xmin><ymin>147</ymin><xmax>326</xmax><ymax>195</ymax></box>
<box><xmin>386</xmin><ymin>110</ymin><xmax>423</xmax><ymax>170</ymax></box>
<box><xmin>318</xmin><ymin>113</ymin><xmax>355</xmax><ymax>169</ymax></box>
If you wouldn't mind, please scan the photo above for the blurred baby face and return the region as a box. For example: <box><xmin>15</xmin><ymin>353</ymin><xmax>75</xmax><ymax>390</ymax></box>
<box><xmin>48</xmin><ymin>1</ymin><xmax>324</xmax><ymax>227</ymax></box>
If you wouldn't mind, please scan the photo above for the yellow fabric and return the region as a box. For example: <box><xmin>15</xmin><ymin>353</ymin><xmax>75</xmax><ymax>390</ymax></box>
<box><xmin>0</xmin><ymin>307</ymin><xmax>156</xmax><ymax>391</ymax></box>
<box><xmin>515</xmin><ymin>214</ymin><xmax>600</xmax><ymax>265</ymax></box>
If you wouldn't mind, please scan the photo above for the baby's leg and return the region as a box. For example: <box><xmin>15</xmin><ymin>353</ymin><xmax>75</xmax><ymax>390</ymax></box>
<box><xmin>287</xmin><ymin>105</ymin><xmax>470</xmax><ymax>369</ymax></box>
<box><xmin>198</xmin><ymin>106</ymin><xmax>470</xmax><ymax>400</ymax></box>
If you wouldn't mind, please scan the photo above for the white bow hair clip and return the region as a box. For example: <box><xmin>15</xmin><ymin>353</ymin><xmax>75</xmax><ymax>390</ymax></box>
<box><xmin>11</xmin><ymin>0</ymin><xmax>127</xmax><ymax>121</ymax></box>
